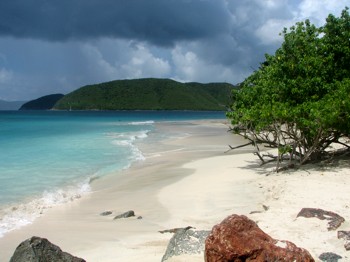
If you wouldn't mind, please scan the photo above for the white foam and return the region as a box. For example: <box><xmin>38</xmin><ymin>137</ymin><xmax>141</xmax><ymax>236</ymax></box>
<box><xmin>131</xmin><ymin>146</ymin><xmax>146</xmax><ymax>162</ymax></box>
<box><xmin>108</xmin><ymin>130</ymin><xmax>149</xmax><ymax>165</ymax></box>
<box><xmin>0</xmin><ymin>180</ymin><xmax>91</xmax><ymax>238</ymax></box>
<box><xmin>106</xmin><ymin>130</ymin><xmax>149</xmax><ymax>141</ymax></box>
<box><xmin>128</xmin><ymin>120</ymin><xmax>155</xmax><ymax>125</ymax></box>
<box><xmin>112</xmin><ymin>140</ymin><xmax>132</xmax><ymax>146</ymax></box>
<box><xmin>112</xmin><ymin>120</ymin><xmax>155</xmax><ymax>126</ymax></box>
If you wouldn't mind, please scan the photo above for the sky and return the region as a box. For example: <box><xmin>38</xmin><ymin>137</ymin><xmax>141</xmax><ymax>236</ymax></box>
<box><xmin>0</xmin><ymin>0</ymin><xmax>348</xmax><ymax>101</ymax></box>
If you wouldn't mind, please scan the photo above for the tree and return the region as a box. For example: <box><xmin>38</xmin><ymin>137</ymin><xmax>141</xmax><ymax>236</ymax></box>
<box><xmin>227</xmin><ymin>7</ymin><xmax>350</xmax><ymax>171</ymax></box>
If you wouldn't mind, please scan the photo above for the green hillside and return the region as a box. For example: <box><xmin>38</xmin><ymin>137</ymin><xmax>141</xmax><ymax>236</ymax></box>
<box><xmin>54</xmin><ymin>78</ymin><xmax>234</xmax><ymax>110</ymax></box>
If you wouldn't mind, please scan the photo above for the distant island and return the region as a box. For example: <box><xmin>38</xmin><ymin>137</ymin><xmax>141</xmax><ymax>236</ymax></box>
<box><xmin>19</xmin><ymin>94</ymin><xmax>64</xmax><ymax>110</ymax></box>
<box><xmin>53</xmin><ymin>78</ymin><xmax>234</xmax><ymax>111</ymax></box>
<box><xmin>0</xmin><ymin>100</ymin><xmax>27</xmax><ymax>110</ymax></box>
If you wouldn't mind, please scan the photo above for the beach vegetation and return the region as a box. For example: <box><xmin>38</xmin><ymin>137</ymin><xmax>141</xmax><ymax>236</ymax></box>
<box><xmin>227</xmin><ymin>7</ymin><xmax>350</xmax><ymax>171</ymax></box>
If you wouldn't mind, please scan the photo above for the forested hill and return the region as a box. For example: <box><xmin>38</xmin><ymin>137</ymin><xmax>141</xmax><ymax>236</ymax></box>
<box><xmin>19</xmin><ymin>94</ymin><xmax>64</xmax><ymax>110</ymax></box>
<box><xmin>53</xmin><ymin>78</ymin><xmax>234</xmax><ymax>110</ymax></box>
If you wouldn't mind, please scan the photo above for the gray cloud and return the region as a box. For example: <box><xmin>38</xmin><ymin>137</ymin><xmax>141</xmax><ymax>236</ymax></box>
<box><xmin>0</xmin><ymin>0</ymin><xmax>348</xmax><ymax>101</ymax></box>
<box><xmin>0</xmin><ymin>0</ymin><xmax>231</xmax><ymax>46</ymax></box>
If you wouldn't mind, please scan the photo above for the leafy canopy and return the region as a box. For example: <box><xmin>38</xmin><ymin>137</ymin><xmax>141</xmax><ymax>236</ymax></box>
<box><xmin>227</xmin><ymin>7</ymin><xmax>350</xmax><ymax>170</ymax></box>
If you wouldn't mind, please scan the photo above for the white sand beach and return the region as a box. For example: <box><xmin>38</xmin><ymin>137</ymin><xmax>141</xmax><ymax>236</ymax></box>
<box><xmin>0</xmin><ymin>120</ymin><xmax>349</xmax><ymax>261</ymax></box>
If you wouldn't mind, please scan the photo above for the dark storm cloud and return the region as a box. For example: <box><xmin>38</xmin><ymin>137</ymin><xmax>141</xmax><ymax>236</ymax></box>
<box><xmin>1</xmin><ymin>0</ymin><xmax>348</xmax><ymax>101</ymax></box>
<box><xmin>0</xmin><ymin>0</ymin><xmax>231</xmax><ymax>46</ymax></box>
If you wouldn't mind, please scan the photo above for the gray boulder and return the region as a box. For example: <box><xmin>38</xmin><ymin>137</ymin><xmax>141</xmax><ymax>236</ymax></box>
<box><xmin>161</xmin><ymin>228</ymin><xmax>210</xmax><ymax>261</ymax></box>
<box><xmin>10</xmin><ymin>236</ymin><xmax>85</xmax><ymax>262</ymax></box>
<box><xmin>319</xmin><ymin>252</ymin><xmax>342</xmax><ymax>262</ymax></box>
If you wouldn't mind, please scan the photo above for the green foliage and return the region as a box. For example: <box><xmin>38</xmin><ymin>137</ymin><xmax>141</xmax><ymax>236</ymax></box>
<box><xmin>227</xmin><ymin>7</ymin><xmax>350</xmax><ymax>168</ymax></box>
<box><xmin>54</xmin><ymin>78</ymin><xmax>233</xmax><ymax>111</ymax></box>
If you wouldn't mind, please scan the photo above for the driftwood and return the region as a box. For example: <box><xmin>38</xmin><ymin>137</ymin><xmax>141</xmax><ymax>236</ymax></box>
<box><xmin>159</xmin><ymin>226</ymin><xmax>194</xmax><ymax>234</ymax></box>
<box><xmin>297</xmin><ymin>208</ymin><xmax>345</xmax><ymax>231</ymax></box>
<box><xmin>249</xmin><ymin>204</ymin><xmax>269</xmax><ymax>214</ymax></box>
<box><xmin>225</xmin><ymin>142</ymin><xmax>253</xmax><ymax>153</ymax></box>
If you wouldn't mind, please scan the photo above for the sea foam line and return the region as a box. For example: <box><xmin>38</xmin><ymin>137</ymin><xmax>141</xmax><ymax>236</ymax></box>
<box><xmin>128</xmin><ymin>120</ymin><xmax>155</xmax><ymax>125</ymax></box>
<box><xmin>0</xmin><ymin>127</ymin><xmax>152</xmax><ymax>238</ymax></box>
<box><xmin>112</xmin><ymin>120</ymin><xmax>155</xmax><ymax>126</ymax></box>
<box><xmin>0</xmin><ymin>179</ymin><xmax>91</xmax><ymax>238</ymax></box>
<box><xmin>107</xmin><ymin>129</ymin><xmax>150</xmax><ymax>163</ymax></box>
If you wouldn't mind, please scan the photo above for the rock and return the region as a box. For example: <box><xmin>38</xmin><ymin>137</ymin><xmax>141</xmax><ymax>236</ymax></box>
<box><xmin>344</xmin><ymin>241</ymin><xmax>350</xmax><ymax>251</ymax></box>
<box><xmin>297</xmin><ymin>208</ymin><xmax>345</xmax><ymax>230</ymax></box>
<box><xmin>10</xmin><ymin>236</ymin><xmax>85</xmax><ymax>262</ymax></box>
<box><xmin>338</xmin><ymin>230</ymin><xmax>350</xmax><ymax>240</ymax></box>
<box><xmin>205</xmin><ymin>214</ymin><xmax>314</xmax><ymax>262</ymax></box>
<box><xmin>338</xmin><ymin>231</ymin><xmax>350</xmax><ymax>251</ymax></box>
<box><xmin>113</xmin><ymin>210</ymin><xmax>135</xmax><ymax>219</ymax></box>
<box><xmin>137</xmin><ymin>216</ymin><xmax>143</xmax><ymax>219</ymax></box>
<box><xmin>319</xmin><ymin>252</ymin><xmax>342</xmax><ymax>262</ymax></box>
<box><xmin>161</xmin><ymin>228</ymin><xmax>210</xmax><ymax>261</ymax></box>
<box><xmin>262</xmin><ymin>204</ymin><xmax>269</xmax><ymax>211</ymax></box>
<box><xmin>100</xmin><ymin>211</ymin><xmax>112</xmax><ymax>216</ymax></box>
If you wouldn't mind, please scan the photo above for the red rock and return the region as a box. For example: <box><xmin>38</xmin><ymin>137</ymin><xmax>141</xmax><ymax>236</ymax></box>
<box><xmin>205</xmin><ymin>214</ymin><xmax>314</xmax><ymax>262</ymax></box>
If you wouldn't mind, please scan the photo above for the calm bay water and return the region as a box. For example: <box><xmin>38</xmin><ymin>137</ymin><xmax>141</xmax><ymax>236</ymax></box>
<box><xmin>0</xmin><ymin>110</ymin><xmax>225</xmax><ymax>237</ymax></box>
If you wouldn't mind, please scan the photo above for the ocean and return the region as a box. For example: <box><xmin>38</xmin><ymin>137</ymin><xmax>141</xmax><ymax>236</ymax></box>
<box><xmin>0</xmin><ymin>110</ymin><xmax>226</xmax><ymax>237</ymax></box>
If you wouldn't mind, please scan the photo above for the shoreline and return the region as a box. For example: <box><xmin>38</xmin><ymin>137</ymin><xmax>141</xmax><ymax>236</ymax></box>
<box><xmin>1</xmin><ymin>120</ymin><xmax>349</xmax><ymax>261</ymax></box>
<box><xmin>0</xmin><ymin>119</ymin><xmax>247</xmax><ymax>261</ymax></box>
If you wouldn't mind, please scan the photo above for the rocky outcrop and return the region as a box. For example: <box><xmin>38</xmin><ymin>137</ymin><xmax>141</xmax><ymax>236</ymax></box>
<box><xmin>297</xmin><ymin>208</ymin><xmax>345</xmax><ymax>231</ymax></box>
<box><xmin>162</xmin><ymin>228</ymin><xmax>210</xmax><ymax>261</ymax></box>
<box><xmin>10</xmin><ymin>236</ymin><xmax>85</xmax><ymax>262</ymax></box>
<box><xmin>205</xmin><ymin>214</ymin><xmax>314</xmax><ymax>262</ymax></box>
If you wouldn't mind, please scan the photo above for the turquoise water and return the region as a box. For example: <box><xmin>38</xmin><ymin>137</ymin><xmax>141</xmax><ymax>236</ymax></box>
<box><xmin>0</xmin><ymin>110</ymin><xmax>225</xmax><ymax>236</ymax></box>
